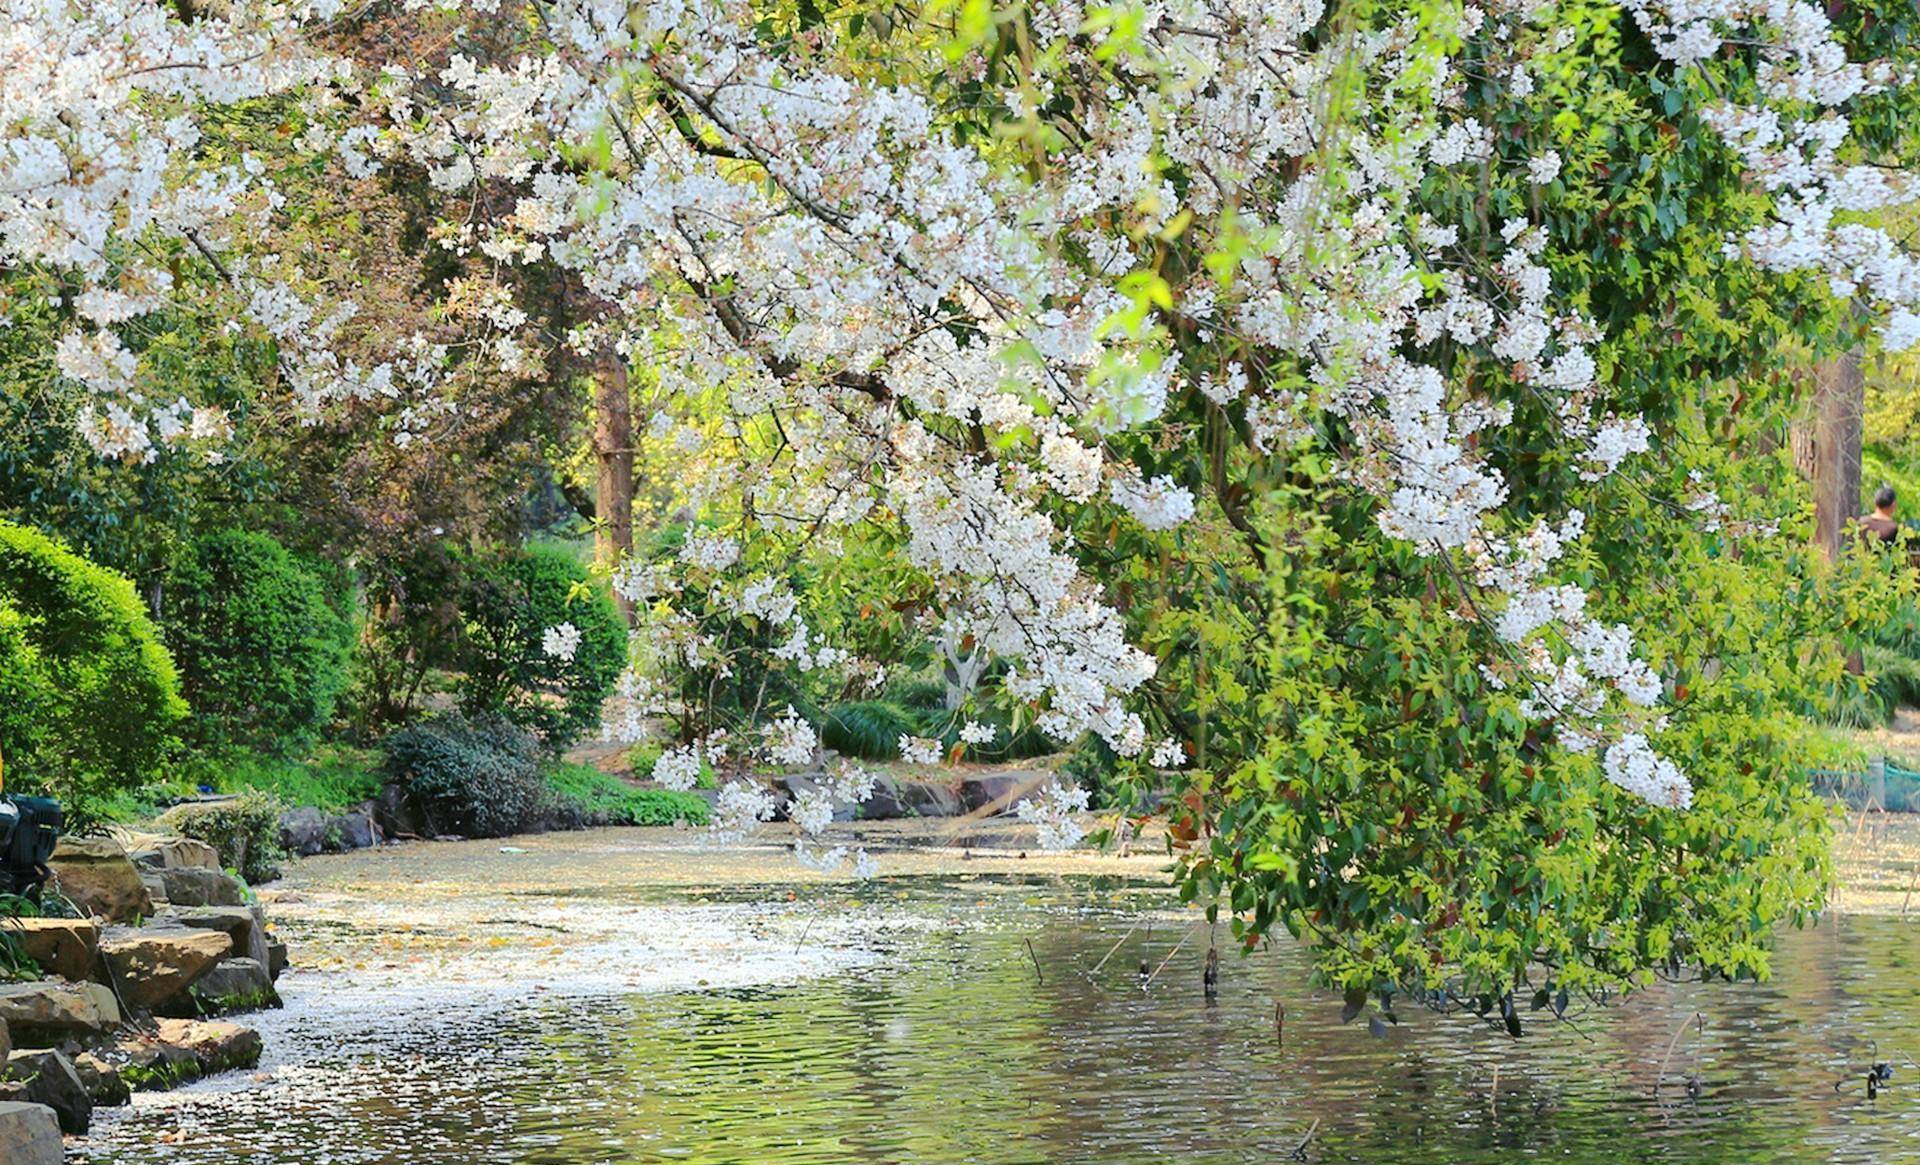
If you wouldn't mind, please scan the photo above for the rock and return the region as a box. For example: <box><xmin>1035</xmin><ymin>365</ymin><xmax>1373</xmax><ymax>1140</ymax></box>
<box><xmin>370</xmin><ymin>782</ymin><xmax>425</xmax><ymax>839</ymax></box>
<box><xmin>47</xmin><ymin>836</ymin><xmax>154</xmax><ymax>923</ymax></box>
<box><xmin>266</xmin><ymin>939</ymin><xmax>288</xmax><ymax>982</ymax></box>
<box><xmin>0</xmin><ymin>1101</ymin><xmax>62</xmax><ymax>1165</ymax></box>
<box><xmin>162</xmin><ymin>904</ymin><xmax>271</xmax><ymax>968</ymax></box>
<box><xmin>140</xmin><ymin>873</ymin><xmax>169</xmax><ymax>907</ymax></box>
<box><xmin>4</xmin><ymin>1049</ymin><xmax>92</xmax><ymax>1133</ymax></box>
<box><xmin>109</xmin><ymin>1036</ymin><xmax>202</xmax><ymax>1092</ymax></box>
<box><xmin>154</xmin><ymin>866</ymin><xmax>248</xmax><ymax>908</ymax></box>
<box><xmin>152</xmin><ymin>1018</ymin><xmax>260</xmax><ymax>1075</ymax></box>
<box><xmin>129</xmin><ymin>836</ymin><xmax>221</xmax><ymax>873</ymax></box>
<box><xmin>957</xmin><ymin>770</ymin><xmax>1050</xmax><ymax>815</ymax></box>
<box><xmin>776</xmin><ymin>774</ymin><xmax>855</xmax><ymax>823</ymax></box>
<box><xmin>327</xmin><ymin>808</ymin><xmax>378</xmax><ymax>851</ymax></box>
<box><xmin>277</xmin><ymin>806</ymin><xmax>327</xmax><ymax>857</ymax></box>
<box><xmin>899</xmin><ymin>780</ymin><xmax>964</xmax><ymax>818</ymax></box>
<box><xmin>1</xmin><ymin>917</ymin><xmax>99</xmax><ymax>980</ymax></box>
<box><xmin>0</xmin><ymin>981</ymin><xmax>120</xmax><ymax>1044</ymax></box>
<box><xmin>185</xmin><ymin>958</ymin><xmax>279</xmax><ymax>1016</ymax></box>
<box><xmin>71</xmin><ymin>1051</ymin><xmax>129</xmax><ymax>1107</ymax></box>
<box><xmin>856</xmin><ymin>773</ymin><xmax>911</xmax><ymax>819</ymax></box>
<box><xmin>98</xmin><ymin>925</ymin><xmax>232</xmax><ymax>1010</ymax></box>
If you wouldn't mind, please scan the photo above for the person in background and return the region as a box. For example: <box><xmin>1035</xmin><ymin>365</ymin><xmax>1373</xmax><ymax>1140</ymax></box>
<box><xmin>1859</xmin><ymin>484</ymin><xmax>1904</xmax><ymax>545</ymax></box>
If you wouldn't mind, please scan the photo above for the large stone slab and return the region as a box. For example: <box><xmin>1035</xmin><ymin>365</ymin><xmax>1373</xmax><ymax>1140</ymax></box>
<box><xmin>0</xmin><ymin>1101</ymin><xmax>61</xmax><ymax>1165</ymax></box>
<box><xmin>162</xmin><ymin>904</ymin><xmax>270</xmax><ymax>968</ymax></box>
<box><xmin>154</xmin><ymin>866</ymin><xmax>248</xmax><ymax>908</ymax></box>
<box><xmin>2</xmin><ymin>917</ymin><xmax>99</xmax><ymax>980</ymax></box>
<box><xmin>128</xmin><ymin>836</ymin><xmax>221</xmax><ymax>873</ymax></box>
<box><xmin>3</xmin><ymin>1049</ymin><xmax>92</xmax><ymax>1133</ymax></box>
<box><xmin>47</xmin><ymin>836</ymin><xmax>154</xmax><ymax>923</ymax></box>
<box><xmin>99</xmin><ymin>926</ymin><xmax>232</xmax><ymax>1009</ymax></box>
<box><xmin>0</xmin><ymin>980</ymin><xmax>120</xmax><ymax>1044</ymax></box>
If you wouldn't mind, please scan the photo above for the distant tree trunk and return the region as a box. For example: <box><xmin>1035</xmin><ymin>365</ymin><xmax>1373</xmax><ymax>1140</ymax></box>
<box><xmin>593</xmin><ymin>357</ymin><xmax>634</xmax><ymax>620</ymax></box>
<box><xmin>1811</xmin><ymin>349</ymin><xmax>1864</xmax><ymax>562</ymax></box>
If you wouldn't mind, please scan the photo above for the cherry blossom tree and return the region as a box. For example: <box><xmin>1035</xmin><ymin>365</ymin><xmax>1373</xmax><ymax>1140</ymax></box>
<box><xmin>7</xmin><ymin>0</ymin><xmax>1919</xmax><ymax>1006</ymax></box>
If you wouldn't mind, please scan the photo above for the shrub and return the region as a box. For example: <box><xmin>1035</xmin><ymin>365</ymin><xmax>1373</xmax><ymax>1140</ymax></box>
<box><xmin>161</xmin><ymin>529</ymin><xmax>352</xmax><ymax>752</ymax></box>
<box><xmin>820</xmin><ymin>700</ymin><xmax>919</xmax><ymax>761</ymax></box>
<box><xmin>0</xmin><ymin>520</ymin><xmax>186</xmax><ymax>827</ymax></box>
<box><xmin>156</xmin><ymin>791</ymin><xmax>285</xmax><ymax>885</ymax></box>
<box><xmin>456</xmin><ymin>546</ymin><xmax>626</xmax><ymax>750</ymax></box>
<box><xmin>546</xmin><ymin>763</ymin><xmax>710</xmax><ymax>826</ymax></box>
<box><xmin>381</xmin><ymin>713</ymin><xmax>556</xmax><ymax>838</ymax></box>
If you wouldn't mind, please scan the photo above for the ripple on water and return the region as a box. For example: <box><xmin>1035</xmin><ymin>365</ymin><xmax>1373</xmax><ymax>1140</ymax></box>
<box><xmin>69</xmin><ymin>882</ymin><xmax>1920</xmax><ymax>1165</ymax></box>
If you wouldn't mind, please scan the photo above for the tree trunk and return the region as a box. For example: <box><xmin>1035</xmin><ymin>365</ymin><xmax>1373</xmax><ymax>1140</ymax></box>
<box><xmin>1812</xmin><ymin>350</ymin><xmax>1864</xmax><ymax>562</ymax></box>
<box><xmin>593</xmin><ymin>357</ymin><xmax>635</xmax><ymax>619</ymax></box>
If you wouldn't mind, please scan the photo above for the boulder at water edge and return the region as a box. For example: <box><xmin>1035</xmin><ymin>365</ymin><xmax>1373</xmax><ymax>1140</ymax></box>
<box><xmin>2</xmin><ymin>917</ymin><xmax>100</xmax><ymax>980</ymax></box>
<box><xmin>47</xmin><ymin>836</ymin><xmax>154</xmax><ymax>923</ymax></box>
<box><xmin>1</xmin><ymin>1048</ymin><xmax>93</xmax><ymax>1133</ymax></box>
<box><xmin>957</xmin><ymin>770</ymin><xmax>1049</xmax><ymax>814</ymax></box>
<box><xmin>0</xmin><ymin>1101</ymin><xmax>62</xmax><ymax>1165</ymax></box>
<box><xmin>99</xmin><ymin>925</ymin><xmax>232</xmax><ymax>1009</ymax></box>
<box><xmin>153</xmin><ymin>865</ymin><xmax>249</xmax><ymax>907</ymax></box>
<box><xmin>163</xmin><ymin>904</ymin><xmax>272</xmax><ymax>968</ymax></box>
<box><xmin>278</xmin><ymin>805</ymin><xmax>329</xmax><ymax>856</ymax></box>
<box><xmin>331</xmin><ymin>808</ymin><xmax>379</xmax><ymax>850</ymax></box>
<box><xmin>0</xmin><ymin>980</ymin><xmax>120</xmax><ymax>1045</ymax></box>
<box><xmin>72</xmin><ymin>1051</ymin><xmax>130</xmax><ymax>1107</ymax></box>
<box><xmin>109</xmin><ymin>1018</ymin><xmax>262</xmax><ymax>1090</ymax></box>
<box><xmin>184</xmin><ymin>957</ymin><xmax>280</xmax><ymax>1017</ymax></box>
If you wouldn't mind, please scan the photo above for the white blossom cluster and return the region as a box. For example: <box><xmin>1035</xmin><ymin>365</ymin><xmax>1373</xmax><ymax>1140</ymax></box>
<box><xmin>1014</xmin><ymin>781</ymin><xmax>1093</xmax><ymax>852</ymax></box>
<box><xmin>897</xmin><ymin>736</ymin><xmax>944</xmax><ymax>767</ymax></box>
<box><xmin>1625</xmin><ymin>0</ymin><xmax>1920</xmax><ymax>345</ymax></box>
<box><xmin>541</xmin><ymin>622</ymin><xmax>581</xmax><ymax>662</ymax></box>
<box><xmin>709</xmin><ymin>779</ymin><xmax>777</xmax><ymax>844</ymax></box>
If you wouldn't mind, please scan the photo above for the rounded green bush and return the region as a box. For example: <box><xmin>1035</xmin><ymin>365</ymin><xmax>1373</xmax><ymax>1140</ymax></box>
<box><xmin>162</xmin><ymin>529</ymin><xmax>351</xmax><ymax>752</ymax></box>
<box><xmin>455</xmin><ymin>546</ymin><xmax>626</xmax><ymax>750</ymax></box>
<box><xmin>0</xmin><ymin>519</ymin><xmax>185</xmax><ymax>825</ymax></box>
<box><xmin>381</xmin><ymin>713</ymin><xmax>556</xmax><ymax>838</ymax></box>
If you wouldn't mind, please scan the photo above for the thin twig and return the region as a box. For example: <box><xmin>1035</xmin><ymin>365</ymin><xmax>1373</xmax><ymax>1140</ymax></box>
<box><xmin>1088</xmin><ymin>922</ymin><xmax>1138</xmax><ymax>978</ymax></box>
<box><xmin>1024</xmin><ymin>937</ymin><xmax>1045</xmax><ymax>985</ymax></box>
<box><xmin>1652</xmin><ymin>1012</ymin><xmax>1705</xmax><ymax>1098</ymax></box>
<box><xmin>1143</xmin><ymin>921</ymin><xmax>1202</xmax><ymax>988</ymax></box>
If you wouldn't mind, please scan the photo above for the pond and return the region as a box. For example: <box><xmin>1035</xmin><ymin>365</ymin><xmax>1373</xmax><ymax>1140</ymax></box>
<box><xmin>67</xmin><ymin>860</ymin><xmax>1920</xmax><ymax>1164</ymax></box>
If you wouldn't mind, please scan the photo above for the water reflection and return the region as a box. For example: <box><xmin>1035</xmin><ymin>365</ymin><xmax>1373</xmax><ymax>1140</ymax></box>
<box><xmin>74</xmin><ymin>875</ymin><xmax>1920</xmax><ymax>1164</ymax></box>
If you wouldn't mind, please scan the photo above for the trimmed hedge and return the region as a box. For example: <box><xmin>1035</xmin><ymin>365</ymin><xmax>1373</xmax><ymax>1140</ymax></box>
<box><xmin>162</xmin><ymin>529</ymin><xmax>352</xmax><ymax>752</ymax></box>
<box><xmin>0</xmin><ymin>519</ymin><xmax>185</xmax><ymax>825</ymax></box>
